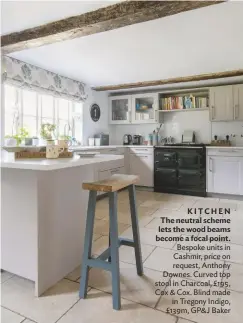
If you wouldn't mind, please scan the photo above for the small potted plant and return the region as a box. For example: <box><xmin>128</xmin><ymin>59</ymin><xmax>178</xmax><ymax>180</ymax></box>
<box><xmin>5</xmin><ymin>127</ymin><xmax>30</xmax><ymax>146</ymax></box>
<box><xmin>40</xmin><ymin>123</ymin><xmax>56</xmax><ymax>145</ymax></box>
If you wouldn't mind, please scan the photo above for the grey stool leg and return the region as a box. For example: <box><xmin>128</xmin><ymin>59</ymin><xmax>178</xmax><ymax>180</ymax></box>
<box><xmin>109</xmin><ymin>191</ymin><xmax>121</xmax><ymax>310</ymax></box>
<box><xmin>79</xmin><ymin>190</ymin><xmax>97</xmax><ymax>299</ymax></box>
<box><xmin>128</xmin><ymin>184</ymin><xmax>143</xmax><ymax>276</ymax></box>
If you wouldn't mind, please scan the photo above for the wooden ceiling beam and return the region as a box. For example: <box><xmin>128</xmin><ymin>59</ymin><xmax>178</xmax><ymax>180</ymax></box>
<box><xmin>92</xmin><ymin>70</ymin><xmax>243</xmax><ymax>91</ymax></box>
<box><xmin>1</xmin><ymin>1</ymin><xmax>223</xmax><ymax>54</ymax></box>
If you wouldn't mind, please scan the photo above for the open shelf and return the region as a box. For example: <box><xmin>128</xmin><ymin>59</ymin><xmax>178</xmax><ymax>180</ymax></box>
<box><xmin>158</xmin><ymin>107</ymin><xmax>209</xmax><ymax>113</ymax></box>
<box><xmin>159</xmin><ymin>87</ymin><xmax>209</xmax><ymax>111</ymax></box>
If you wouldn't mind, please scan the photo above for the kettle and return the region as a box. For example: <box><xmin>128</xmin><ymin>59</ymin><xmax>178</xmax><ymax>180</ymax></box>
<box><xmin>123</xmin><ymin>134</ymin><xmax>132</xmax><ymax>145</ymax></box>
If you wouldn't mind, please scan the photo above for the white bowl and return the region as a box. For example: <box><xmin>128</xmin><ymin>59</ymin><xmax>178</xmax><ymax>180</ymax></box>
<box><xmin>77</xmin><ymin>151</ymin><xmax>100</xmax><ymax>158</ymax></box>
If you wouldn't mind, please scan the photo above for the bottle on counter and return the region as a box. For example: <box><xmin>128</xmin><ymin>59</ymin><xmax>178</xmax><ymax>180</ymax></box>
<box><xmin>152</xmin><ymin>131</ymin><xmax>158</xmax><ymax>146</ymax></box>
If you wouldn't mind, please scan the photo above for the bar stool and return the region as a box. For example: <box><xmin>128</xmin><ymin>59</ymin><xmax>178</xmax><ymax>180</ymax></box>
<box><xmin>79</xmin><ymin>174</ymin><xmax>143</xmax><ymax>310</ymax></box>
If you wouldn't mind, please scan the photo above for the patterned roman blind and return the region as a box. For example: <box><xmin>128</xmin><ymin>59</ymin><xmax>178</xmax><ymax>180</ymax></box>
<box><xmin>2</xmin><ymin>56</ymin><xmax>88</xmax><ymax>102</ymax></box>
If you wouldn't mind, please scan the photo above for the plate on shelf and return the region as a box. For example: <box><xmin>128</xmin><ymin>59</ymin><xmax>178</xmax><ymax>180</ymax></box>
<box><xmin>77</xmin><ymin>151</ymin><xmax>100</xmax><ymax>158</ymax></box>
<box><xmin>3</xmin><ymin>146</ymin><xmax>46</xmax><ymax>153</ymax></box>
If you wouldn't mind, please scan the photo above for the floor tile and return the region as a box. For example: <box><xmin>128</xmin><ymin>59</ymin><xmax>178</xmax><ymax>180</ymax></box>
<box><xmin>139</xmin><ymin>200</ymin><xmax>163</xmax><ymax>208</ymax></box>
<box><xmin>22</xmin><ymin>320</ymin><xmax>36</xmax><ymax>323</ymax></box>
<box><xmin>88</xmin><ymin>262</ymin><xmax>170</xmax><ymax>308</ymax></box>
<box><xmin>226</xmin><ymin>243</ymin><xmax>243</xmax><ymax>264</ymax></box>
<box><xmin>1</xmin><ymin>276</ymin><xmax>80</xmax><ymax>323</ymax></box>
<box><xmin>65</xmin><ymin>233</ymin><xmax>102</xmax><ymax>282</ymax></box>
<box><xmin>177</xmin><ymin>319</ymin><xmax>197</xmax><ymax>323</ymax></box>
<box><xmin>92</xmin><ymin>235</ymin><xmax>156</xmax><ymax>265</ymax></box>
<box><xmin>65</xmin><ymin>266</ymin><xmax>81</xmax><ymax>282</ymax></box>
<box><xmin>94</xmin><ymin>219</ymin><xmax>129</xmax><ymax>235</ymax></box>
<box><xmin>119</xmin><ymin>244</ymin><xmax>156</xmax><ymax>264</ymax></box>
<box><xmin>158</xmin><ymin>201</ymin><xmax>184</xmax><ymax>211</ymax></box>
<box><xmin>222</xmin><ymin>262</ymin><xmax>243</xmax><ymax>293</ymax></box>
<box><xmin>58</xmin><ymin>288</ymin><xmax>176</xmax><ymax>323</ymax></box>
<box><xmin>1</xmin><ymin>307</ymin><xmax>25</xmax><ymax>323</ymax></box>
<box><xmin>0</xmin><ymin>271</ymin><xmax>14</xmax><ymax>284</ymax></box>
<box><xmin>144</xmin><ymin>246</ymin><xmax>224</xmax><ymax>282</ymax></box>
<box><xmin>121</xmin><ymin>226</ymin><xmax>177</xmax><ymax>249</ymax></box>
<box><xmin>157</xmin><ymin>285</ymin><xmax>243</xmax><ymax>323</ymax></box>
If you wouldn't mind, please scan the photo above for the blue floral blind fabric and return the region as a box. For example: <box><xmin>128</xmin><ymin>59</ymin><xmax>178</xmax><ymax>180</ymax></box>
<box><xmin>2</xmin><ymin>56</ymin><xmax>88</xmax><ymax>102</ymax></box>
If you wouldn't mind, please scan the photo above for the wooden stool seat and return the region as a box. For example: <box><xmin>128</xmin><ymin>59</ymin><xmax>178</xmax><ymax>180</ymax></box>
<box><xmin>82</xmin><ymin>174</ymin><xmax>139</xmax><ymax>192</ymax></box>
<box><xmin>79</xmin><ymin>175</ymin><xmax>143</xmax><ymax>310</ymax></box>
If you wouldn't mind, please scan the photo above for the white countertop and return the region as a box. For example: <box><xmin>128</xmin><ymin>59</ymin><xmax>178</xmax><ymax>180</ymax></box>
<box><xmin>1</xmin><ymin>154</ymin><xmax>124</xmax><ymax>171</ymax></box>
<box><xmin>70</xmin><ymin>145</ymin><xmax>153</xmax><ymax>150</ymax></box>
<box><xmin>206</xmin><ymin>146</ymin><xmax>243</xmax><ymax>150</ymax></box>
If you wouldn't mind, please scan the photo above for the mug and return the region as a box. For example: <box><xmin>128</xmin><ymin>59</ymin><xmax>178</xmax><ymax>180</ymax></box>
<box><xmin>46</xmin><ymin>145</ymin><xmax>64</xmax><ymax>159</ymax></box>
<box><xmin>57</xmin><ymin>139</ymin><xmax>70</xmax><ymax>151</ymax></box>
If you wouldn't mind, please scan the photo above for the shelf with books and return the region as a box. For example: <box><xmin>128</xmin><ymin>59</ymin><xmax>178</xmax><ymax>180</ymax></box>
<box><xmin>158</xmin><ymin>107</ymin><xmax>209</xmax><ymax>113</ymax></box>
<box><xmin>159</xmin><ymin>88</ymin><xmax>209</xmax><ymax>111</ymax></box>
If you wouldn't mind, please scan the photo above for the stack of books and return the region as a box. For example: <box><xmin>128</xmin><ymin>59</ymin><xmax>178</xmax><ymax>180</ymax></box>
<box><xmin>161</xmin><ymin>95</ymin><xmax>208</xmax><ymax>110</ymax></box>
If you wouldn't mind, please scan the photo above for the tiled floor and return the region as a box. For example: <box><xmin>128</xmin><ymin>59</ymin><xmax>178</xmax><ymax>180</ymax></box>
<box><xmin>1</xmin><ymin>190</ymin><xmax>243</xmax><ymax>323</ymax></box>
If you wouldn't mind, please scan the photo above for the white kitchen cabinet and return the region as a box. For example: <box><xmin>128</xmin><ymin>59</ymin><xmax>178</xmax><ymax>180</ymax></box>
<box><xmin>131</xmin><ymin>93</ymin><xmax>159</xmax><ymax>124</ymax></box>
<box><xmin>109</xmin><ymin>95</ymin><xmax>131</xmax><ymax>124</ymax></box>
<box><xmin>97</xmin><ymin>166</ymin><xmax>125</xmax><ymax>196</ymax></box>
<box><xmin>207</xmin><ymin>156</ymin><xmax>243</xmax><ymax>195</ymax></box>
<box><xmin>233</xmin><ymin>84</ymin><xmax>243</xmax><ymax>121</ymax></box>
<box><xmin>129</xmin><ymin>153</ymin><xmax>154</xmax><ymax>187</ymax></box>
<box><xmin>109</xmin><ymin>93</ymin><xmax>160</xmax><ymax>125</ymax></box>
<box><xmin>210</xmin><ymin>85</ymin><xmax>234</xmax><ymax>121</ymax></box>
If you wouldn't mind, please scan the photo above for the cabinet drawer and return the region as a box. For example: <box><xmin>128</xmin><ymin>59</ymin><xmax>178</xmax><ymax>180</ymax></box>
<box><xmin>101</xmin><ymin>148</ymin><xmax>125</xmax><ymax>155</ymax></box>
<box><xmin>207</xmin><ymin>149</ymin><xmax>243</xmax><ymax>157</ymax></box>
<box><xmin>130</xmin><ymin>154</ymin><xmax>153</xmax><ymax>186</ymax></box>
<box><xmin>129</xmin><ymin>147</ymin><xmax>153</xmax><ymax>155</ymax></box>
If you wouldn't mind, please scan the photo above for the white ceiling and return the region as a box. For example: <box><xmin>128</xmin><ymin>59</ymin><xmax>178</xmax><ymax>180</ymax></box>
<box><xmin>1</xmin><ymin>0</ymin><xmax>120</xmax><ymax>34</ymax></box>
<box><xmin>3</xmin><ymin>2</ymin><xmax>243</xmax><ymax>88</ymax></box>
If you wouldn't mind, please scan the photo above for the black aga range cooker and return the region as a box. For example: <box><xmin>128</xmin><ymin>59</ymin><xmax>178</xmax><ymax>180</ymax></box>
<box><xmin>154</xmin><ymin>144</ymin><xmax>206</xmax><ymax>197</ymax></box>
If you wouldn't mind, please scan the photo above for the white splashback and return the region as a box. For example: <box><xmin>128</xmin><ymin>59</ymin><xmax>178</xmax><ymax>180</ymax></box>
<box><xmin>212</xmin><ymin>121</ymin><xmax>243</xmax><ymax>146</ymax></box>
<box><xmin>162</xmin><ymin>110</ymin><xmax>211</xmax><ymax>144</ymax></box>
<box><xmin>109</xmin><ymin>110</ymin><xmax>211</xmax><ymax>145</ymax></box>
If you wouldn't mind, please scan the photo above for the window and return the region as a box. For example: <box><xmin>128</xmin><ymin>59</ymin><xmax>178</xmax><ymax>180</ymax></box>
<box><xmin>4</xmin><ymin>84</ymin><xmax>83</xmax><ymax>142</ymax></box>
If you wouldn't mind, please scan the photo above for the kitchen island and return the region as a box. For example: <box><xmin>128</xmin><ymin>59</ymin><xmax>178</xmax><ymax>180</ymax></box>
<box><xmin>1</xmin><ymin>153</ymin><xmax>124</xmax><ymax>296</ymax></box>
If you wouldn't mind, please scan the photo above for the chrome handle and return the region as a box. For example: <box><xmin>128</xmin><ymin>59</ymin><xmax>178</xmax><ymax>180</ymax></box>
<box><xmin>133</xmin><ymin>148</ymin><xmax>148</xmax><ymax>151</ymax></box>
<box><xmin>211</xmin><ymin>106</ymin><xmax>215</xmax><ymax>119</ymax></box>
<box><xmin>129</xmin><ymin>110</ymin><xmax>132</xmax><ymax>122</ymax></box>
<box><xmin>111</xmin><ymin>169</ymin><xmax>119</xmax><ymax>174</ymax></box>
<box><xmin>209</xmin><ymin>158</ymin><xmax>213</xmax><ymax>172</ymax></box>
<box><xmin>235</xmin><ymin>104</ymin><xmax>239</xmax><ymax>119</ymax></box>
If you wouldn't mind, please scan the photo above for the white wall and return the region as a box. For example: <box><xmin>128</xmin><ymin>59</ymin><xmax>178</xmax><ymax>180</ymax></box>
<box><xmin>212</xmin><ymin>121</ymin><xmax>243</xmax><ymax>146</ymax></box>
<box><xmin>109</xmin><ymin>110</ymin><xmax>211</xmax><ymax>145</ymax></box>
<box><xmin>82</xmin><ymin>89</ymin><xmax>109</xmax><ymax>145</ymax></box>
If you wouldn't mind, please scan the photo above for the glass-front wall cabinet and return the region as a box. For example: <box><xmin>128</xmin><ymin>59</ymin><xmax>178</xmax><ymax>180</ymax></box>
<box><xmin>132</xmin><ymin>93</ymin><xmax>158</xmax><ymax>123</ymax></box>
<box><xmin>109</xmin><ymin>93</ymin><xmax>159</xmax><ymax>124</ymax></box>
<box><xmin>109</xmin><ymin>95</ymin><xmax>131</xmax><ymax>124</ymax></box>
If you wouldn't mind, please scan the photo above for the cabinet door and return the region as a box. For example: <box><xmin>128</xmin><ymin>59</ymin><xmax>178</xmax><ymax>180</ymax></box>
<box><xmin>109</xmin><ymin>95</ymin><xmax>131</xmax><ymax>124</ymax></box>
<box><xmin>98</xmin><ymin>169</ymin><xmax>111</xmax><ymax>196</ymax></box>
<box><xmin>131</xmin><ymin>93</ymin><xmax>159</xmax><ymax>124</ymax></box>
<box><xmin>240</xmin><ymin>159</ymin><xmax>243</xmax><ymax>195</ymax></box>
<box><xmin>207</xmin><ymin>156</ymin><xmax>241</xmax><ymax>195</ymax></box>
<box><xmin>233</xmin><ymin>84</ymin><xmax>243</xmax><ymax>121</ymax></box>
<box><xmin>130</xmin><ymin>154</ymin><xmax>154</xmax><ymax>187</ymax></box>
<box><xmin>210</xmin><ymin>85</ymin><xmax>233</xmax><ymax>121</ymax></box>
<box><xmin>110</xmin><ymin>166</ymin><xmax>125</xmax><ymax>176</ymax></box>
